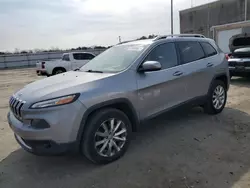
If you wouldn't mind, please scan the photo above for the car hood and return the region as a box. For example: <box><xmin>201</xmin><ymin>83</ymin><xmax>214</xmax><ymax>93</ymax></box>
<box><xmin>14</xmin><ymin>71</ymin><xmax>115</xmax><ymax>102</ymax></box>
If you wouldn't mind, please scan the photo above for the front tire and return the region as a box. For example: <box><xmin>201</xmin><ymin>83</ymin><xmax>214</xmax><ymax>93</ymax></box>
<box><xmin>81</xmin><ymin>108</ymin><xmax>132</xmax><ymax>164</ymax></box>
<box><xmin>204</xmin><ymin>80</ymin><xmax>227</xmax><ymax>114</ymax></box>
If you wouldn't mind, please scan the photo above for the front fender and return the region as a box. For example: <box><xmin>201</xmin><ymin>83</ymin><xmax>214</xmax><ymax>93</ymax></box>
<box><xmin>75</xmin><ymin>98</ymin><xmax>140</xmax><ymax>146</ymax></box>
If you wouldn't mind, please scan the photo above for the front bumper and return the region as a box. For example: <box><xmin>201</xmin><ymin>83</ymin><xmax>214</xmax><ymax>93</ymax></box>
<box><xmin>14</xmin><ymin>134</ymin><xmax>74</xmax><ymax>155</ymax></box>
<box><xmin>7</xmin><ymin>100</ymin><xmax>87</xmax><ymax>155</ymax></box>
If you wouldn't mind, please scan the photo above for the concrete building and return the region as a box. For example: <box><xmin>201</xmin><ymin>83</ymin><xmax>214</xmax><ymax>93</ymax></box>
<box><xmin>180</xmin><ymin>0</ymin><xmax>250</xmax><ymax>53</ymax></box>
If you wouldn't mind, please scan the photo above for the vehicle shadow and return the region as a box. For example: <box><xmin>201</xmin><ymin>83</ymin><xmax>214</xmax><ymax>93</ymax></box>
<box><xmin>1</xmin><ymin>107</ymin><xmax>250</xmax><ymax>188</ymax></box>
<box><xmin>231</xmin><ymin>77</ymin><xmax>250</xmax><ymax>88</ymax></box>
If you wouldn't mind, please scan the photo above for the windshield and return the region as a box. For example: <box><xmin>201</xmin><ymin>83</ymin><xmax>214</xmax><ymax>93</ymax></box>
<box><xmin>80</xmin><ymin>44</ymin><xmax>149</xmax><ymax>73</ymax></box>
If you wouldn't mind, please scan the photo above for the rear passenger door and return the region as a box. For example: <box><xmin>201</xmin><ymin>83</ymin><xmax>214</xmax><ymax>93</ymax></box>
<box><xmin>72</xmin><ymin>53</ymin><xmax>83</xmax><ymax>70</ymax></box>
<box><xmin>176</xmin><ymin>41</ymin><xmax>215</xmax><ymax>100</ymax></box>
<box><xmin>137</xmin><ymin>42</ymin><xmax>188</xmax><ymax>119</ymax></box>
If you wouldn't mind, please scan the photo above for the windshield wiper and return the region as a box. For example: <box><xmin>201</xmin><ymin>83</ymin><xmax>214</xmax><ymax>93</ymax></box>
<box><xmin>85</xmin><ymin>70</ymin><xmax>103</xmax><ymax>73</ymax></box>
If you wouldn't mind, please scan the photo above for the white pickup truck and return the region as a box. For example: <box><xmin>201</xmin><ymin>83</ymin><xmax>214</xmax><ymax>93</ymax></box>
<box><xmin>36</xmin><ymin>52</ymin><xmax>95</xmax><ymax>76</ymax></box>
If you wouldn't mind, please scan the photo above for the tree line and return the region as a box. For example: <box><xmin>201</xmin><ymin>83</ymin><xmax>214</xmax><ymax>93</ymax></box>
<box><xmin>0</xmin><ymin>34</ymin><xmax>157</xmax><ymax>55</ymax></box>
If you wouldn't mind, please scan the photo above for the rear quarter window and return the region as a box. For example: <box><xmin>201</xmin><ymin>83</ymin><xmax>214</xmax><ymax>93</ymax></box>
<box><xmin>200</xmin><ymin>42</ymin><xmax>217</xmax><ymax>57</ymax></box>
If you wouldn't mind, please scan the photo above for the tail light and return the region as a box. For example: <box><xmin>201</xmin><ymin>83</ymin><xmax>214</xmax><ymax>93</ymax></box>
<box><xmin>225</xmin><ymin>53</ymin><xmax>232</xmax><ymax>60</ymax></box>
<box><xmin>41</xmin><ymin>62</ymin><xmax>45</xmax><ymax>69</ymax></box>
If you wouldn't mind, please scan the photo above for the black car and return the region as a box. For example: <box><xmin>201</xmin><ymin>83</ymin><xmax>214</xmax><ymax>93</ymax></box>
<box><xmin>228</xmin><ymin>47</ymin><xmax>250</xmax><ymax>77</ymax></box>
<box><xmin>228</xmin><ymin>34</ymin><xmax>250</xmax><ymax>78</ymax></box>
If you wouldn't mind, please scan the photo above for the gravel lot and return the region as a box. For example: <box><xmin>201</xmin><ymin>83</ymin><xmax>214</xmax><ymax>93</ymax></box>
<box><xmin>1</xmin><ymin>68</ymin><xmax>250</xmax><ymax>188</ymax></box>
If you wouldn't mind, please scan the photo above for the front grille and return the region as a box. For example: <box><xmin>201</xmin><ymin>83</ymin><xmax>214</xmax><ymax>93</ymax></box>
<box><xmin>228</xmin><ymin>61</ymin><xmax>237</xmax><ymax>66</ymax></box>
<box><xmin>9</xmin><ymin>96</ymin><xmax>25</xmax><ymax>121</ymax></box>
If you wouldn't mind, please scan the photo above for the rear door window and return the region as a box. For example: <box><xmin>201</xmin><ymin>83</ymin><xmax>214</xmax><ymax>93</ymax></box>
<box><xmin>73</xmin><ymin>53</ymin><xmax>84</xmax><ymax>60</ymax></box>
<box><xmin>177</xmin><ymin>41</ymin><xmax>205</xmax><ymax>64</ymax></box>
<box><xmin>73</xmin><ymin>53</ymin><xmax>95</xmax><ymax>60</ymax></box>
<box><xmin>84</xmin><ymin>53</ymin><xmax>95</xmax><ymax>60</ymax></box>
<box><xmin>200</xmin><ymin>42</ymin><xmax>217</xmax><ymax>57</ymax></box>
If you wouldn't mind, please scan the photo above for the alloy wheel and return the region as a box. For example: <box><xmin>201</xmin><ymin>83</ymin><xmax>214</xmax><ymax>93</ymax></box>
<box><xmin>94</xmin><ymin>118</ymin><xmax>127</xmax><ymax>157</ymax></box>
<box><xmin>212</xmin><ymin>85</ymin><xmax>225</xmax><ymax>110</ymax></box>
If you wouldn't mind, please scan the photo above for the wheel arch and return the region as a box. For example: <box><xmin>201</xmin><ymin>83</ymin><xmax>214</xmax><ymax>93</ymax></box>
<box><xmin>52</xmin><ymin>67</ymin><xmax>67</xmax><ymax>75</ymax></box>
<box><xmin>209</xmin><ymin>73</ymin><xmax>229</xmax><ymax>93</ymax></box>
<box><xmin>76</xmin><ymin>98</ymin><xmax>140</xmax><ymax>146</ymax></box>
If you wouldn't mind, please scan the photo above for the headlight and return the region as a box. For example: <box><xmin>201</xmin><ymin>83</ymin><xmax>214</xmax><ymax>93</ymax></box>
<box><xmin>30</xmin><ymin>94</ymin><xmax>79</xmax><ymax>109</ymax></box>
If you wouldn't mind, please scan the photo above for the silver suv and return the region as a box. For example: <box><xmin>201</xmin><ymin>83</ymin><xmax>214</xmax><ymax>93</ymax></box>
<box><xmin>7</xmin><ymin>35</ymin><xmax>230</xmax><ymax>164</ymax></box>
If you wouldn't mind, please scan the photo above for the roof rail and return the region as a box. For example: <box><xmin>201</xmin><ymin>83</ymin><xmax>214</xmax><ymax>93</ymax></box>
<box><xmin>153</xmin><ymin>34</ymin><xmax>206</xmax><ymax>41</ymax></box>
<box><xmin>118</xmin><ymin>39</ymin><xmax>140</xmax><ymax>45</ymax></box>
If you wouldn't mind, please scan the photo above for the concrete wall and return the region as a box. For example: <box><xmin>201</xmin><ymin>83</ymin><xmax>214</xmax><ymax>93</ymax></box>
<box><xmin>180</xmin><ymin>0</ymin><xmax>250</xmax><ymax>37</ymax></box>
<box><xmin>0</xmin><ymin>49</ymin><xmax>105</xmax><ymax>69</ymax></box>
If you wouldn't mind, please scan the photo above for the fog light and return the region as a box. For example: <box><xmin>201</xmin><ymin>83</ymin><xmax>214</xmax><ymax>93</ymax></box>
<box><xmin>31</xmin><ymin>119</ymin><xmax>50</xmax><ymax>129</ymax></box>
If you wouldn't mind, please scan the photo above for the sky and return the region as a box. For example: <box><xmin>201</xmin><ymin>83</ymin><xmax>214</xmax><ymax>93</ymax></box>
<box><xmin>0</xmin><ymin>0</ymin><xmax>217</xmax><ymax>51</ymax></box>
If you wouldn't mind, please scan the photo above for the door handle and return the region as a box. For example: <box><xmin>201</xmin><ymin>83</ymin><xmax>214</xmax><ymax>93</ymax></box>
<box><xmin>173</xmin><ymin>71</ymin><xmax>183</xmax><ymax>77</ymax></box>
<box><xmin>207</xmin><ymin>63</ymin><xmax>214</xmax><ymax>67</ymax></box>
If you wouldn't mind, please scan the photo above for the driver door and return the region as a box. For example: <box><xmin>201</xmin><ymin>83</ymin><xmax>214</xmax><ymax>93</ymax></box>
<box><xmin>136</xmin><ymin>42</ymin><xmax>188</xmax><ymax>120</ymax></box>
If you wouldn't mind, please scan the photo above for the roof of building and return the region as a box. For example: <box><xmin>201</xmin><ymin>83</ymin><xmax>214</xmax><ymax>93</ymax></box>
<box><xmin>180</xmin><ymin>0</ymin><xmax>235</xmax><ymax>14</ymax></box>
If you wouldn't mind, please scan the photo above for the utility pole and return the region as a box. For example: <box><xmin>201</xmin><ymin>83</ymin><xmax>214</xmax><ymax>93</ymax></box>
<box><xmin>171</xmin><ymin>0</ymin><xmax>173</xmax><ymax>35</ymax></box>
<box><xmin>245</xmin><ymin>0</ymin><xmax>248</xmax><ymax>21</ymax></box>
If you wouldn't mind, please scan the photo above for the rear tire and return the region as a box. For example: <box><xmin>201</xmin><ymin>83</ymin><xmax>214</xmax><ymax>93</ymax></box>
<box><xmin>204</xmin><ymin>80</ymin><xmax>227</xmax><ymax>115</ymax></box>
<box><xmin>53</xmin><ymin>68</ymin><xmax>66</xmax><ymax>75</ymax></box>
<box><xmin>81</xmin><ymin>108</ymin><xmax>132</xmax><ymax>164</ymax></box>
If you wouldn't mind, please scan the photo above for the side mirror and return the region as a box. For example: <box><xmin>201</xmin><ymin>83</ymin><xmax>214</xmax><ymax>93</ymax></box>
<box><xmin>139</xmin><ymin>61</ymin><xmax>162</xmax><ymax>72</ymax></box>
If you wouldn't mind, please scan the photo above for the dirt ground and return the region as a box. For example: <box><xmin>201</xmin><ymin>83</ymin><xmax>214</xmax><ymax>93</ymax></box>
<box><xmin>1</xmin><ymin>68</ymin><xmax>250</xmax><ymax>188</ymax></box>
